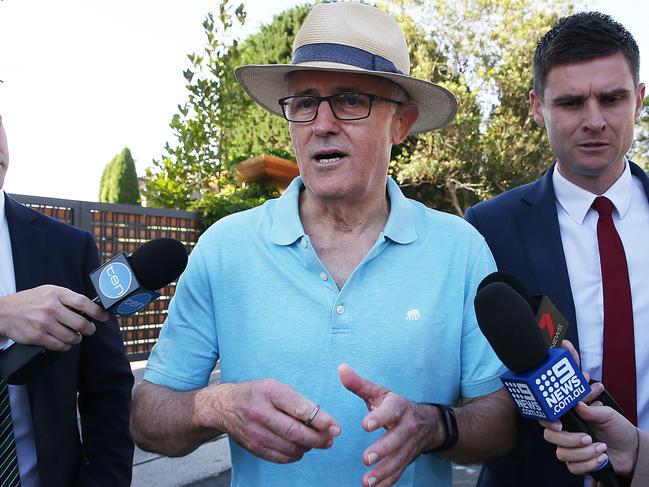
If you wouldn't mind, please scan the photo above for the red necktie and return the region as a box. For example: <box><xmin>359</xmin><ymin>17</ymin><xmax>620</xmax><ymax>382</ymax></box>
<box><xmin>592</xmin><ymin>196</ymin><xmax>637</xmax><ymax>426</ymax></box>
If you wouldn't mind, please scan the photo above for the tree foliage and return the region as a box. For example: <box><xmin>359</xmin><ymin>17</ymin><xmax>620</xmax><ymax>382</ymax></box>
<box><xmin>388</xmin><ymin>6</ymin><xmax>483</xmax><ymax>215</ymax></box>
<box><xmin>144</xmin><ymin>2</ymin><xmax>306</xmax><ymax>216</ymax></box>
<box><xmin>192</xmin><ymin>177</ymin><xmax>280</xmax><ymax>229</ymax></box>
<box><xmin>631</xmin><ymin>97</ymin><xmax>649</xmax><ymax>169</ymax></box>
<box><xmin>387</xmin><ymin>0</ymin><xmax>579</xmax><ymax>214</ymax></box>
<box><xmin>229</xmin><ymin>5</ymin><xmax>311</xmax><ymax>161</ymax></box>
<box><xmin>99</xmin><ymin>147</ymin><xmax>141</xmax><ymax>204</ymax></box>
<box><xmin>144</xmin><ymin>1</ymin><xmax>250</xmax><ymax>209</ymax></box>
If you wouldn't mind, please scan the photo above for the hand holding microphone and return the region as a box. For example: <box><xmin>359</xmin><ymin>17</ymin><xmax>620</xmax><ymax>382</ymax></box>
<box><xmin>474</xmin><ymin>279</ymin><xmax>620</xmax><ymax>487</ymax></box>
<box><xmin>542</xmin><ymin>398</ymin><xmax>639</xmax><ymax>479</ymax></box>
<box><xmin>0</xmin><ymin>285</ymin><xmax>108</xmax><ymax>351</ymax></box>
<box><xmin>0</xmin><ymin>238</ymin><xmax>188</xmax><ymax>384</ymax></box>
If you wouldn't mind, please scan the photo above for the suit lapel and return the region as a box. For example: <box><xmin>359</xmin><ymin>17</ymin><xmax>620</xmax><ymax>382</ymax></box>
<box><xmin>5</xmin><ymin>194</ymin><xmax>46</xmax><ymax>292</ymax></box>
<box><xmin>515</xmin><ymin>167</ymin><xmax>580</xmax><ymax>350</ymax></box>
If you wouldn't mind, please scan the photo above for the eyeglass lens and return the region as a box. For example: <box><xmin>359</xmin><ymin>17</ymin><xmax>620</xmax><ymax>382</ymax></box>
<box><xmin>283</xmin><ymin>93</ymin><xmax>372</xmax><ymax>121</ymax></box>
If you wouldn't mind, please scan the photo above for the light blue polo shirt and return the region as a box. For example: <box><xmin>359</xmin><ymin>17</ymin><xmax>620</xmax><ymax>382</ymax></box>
<box><xmin>145</xmin><ymin>176</ymin><xmax>504</xmax><ymax>487</ymax></box>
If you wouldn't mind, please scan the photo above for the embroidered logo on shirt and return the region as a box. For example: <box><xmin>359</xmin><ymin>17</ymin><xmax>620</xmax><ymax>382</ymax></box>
<box><xmin>406</xmin><ymin>309</ymin><xmax>420</xmax><ymax>321</ymax></box>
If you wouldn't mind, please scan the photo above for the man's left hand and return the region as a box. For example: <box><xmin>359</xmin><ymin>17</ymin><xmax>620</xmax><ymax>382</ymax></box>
<box><xmin>338</xmin><ymin>363</ymin><xmax>442</xmax><ymax>487</ymax></box>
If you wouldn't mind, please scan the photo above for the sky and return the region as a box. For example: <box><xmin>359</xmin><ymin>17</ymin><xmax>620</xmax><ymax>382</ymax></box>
<box><xmin>0</xmin><ymin>0</ymin><xmax>647</xmax><ymax>202</ymax></box>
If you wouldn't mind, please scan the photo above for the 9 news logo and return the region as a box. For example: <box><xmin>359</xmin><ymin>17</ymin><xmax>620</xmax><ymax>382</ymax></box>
<box><xmin>98</xmin><ymin>263</ymin><xmax>133</xmax><ymax>299</ymax></box>
<box><xmin>505</xmin><ymin>382</ymin><xmax>545</xmax><ymax>418</ymax></box>
<box><xmin>536</xmin><ymin>357</ymin><xmax>587</xmax><ymax>414</ymax></box>
<box><xmin>501</xmin><ymin>348</ymin><xmax>590</xmax><ymax>420</ymax></box>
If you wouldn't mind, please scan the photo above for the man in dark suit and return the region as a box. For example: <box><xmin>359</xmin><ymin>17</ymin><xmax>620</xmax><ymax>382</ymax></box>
<box><xmin>0</xmin><ymin>113</ymin><xmax>134</xmax><ymax>486</ymax></box>
<box><xmin>465</xmin><ymin>12</ymin><xmax>647</xmax><ymax>487</ymax></box>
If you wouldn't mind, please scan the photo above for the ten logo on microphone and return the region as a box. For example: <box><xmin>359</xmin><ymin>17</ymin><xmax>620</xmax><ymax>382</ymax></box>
<box><xmin>501</xmin><ymin>348</ymin><xmax>590</xmax><ymax>420</ymax></box>
<box><xmin>98</xmin><ymin>262</ymin><xmax>133</xmax><ymax>299</ymax></box>
<box><xmin>90</xmin><ymin>252</ymin><xmax>160</xmax><ymax>316</ymax></box>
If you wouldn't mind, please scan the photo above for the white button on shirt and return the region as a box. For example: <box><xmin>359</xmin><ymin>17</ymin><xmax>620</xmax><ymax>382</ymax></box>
<box><xmin>553</xmin><ymin>162</ymin><xmax>649</xmax><ymax>430</ymax></box>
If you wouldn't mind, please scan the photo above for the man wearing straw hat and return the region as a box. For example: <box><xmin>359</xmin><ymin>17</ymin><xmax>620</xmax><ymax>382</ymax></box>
<box><xmin>131</xmin><ymin>3</ymin><xmax>517</xmax><ymax>486</ymax></box>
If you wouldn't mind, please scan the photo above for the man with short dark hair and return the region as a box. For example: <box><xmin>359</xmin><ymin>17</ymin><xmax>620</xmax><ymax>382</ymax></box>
<box><xmin>130</xmin><ymin>3</ymin><xmax>517</xmax><ymax>486</ymax></box>
<box><xmin>466</xmin><ymin>11</ymin><xmax>648</xmax><ymax>487</ymax></box>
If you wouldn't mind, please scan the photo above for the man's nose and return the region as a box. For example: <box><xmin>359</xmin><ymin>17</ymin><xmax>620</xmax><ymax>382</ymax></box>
<box><xmin>582</xmin><ymin>101</ymin><xmax>607</xmax><ymax>132</ymax></box>
<box><xmin>312</xmin><ymin>99</ymin><xmax>340</xmax><ymax>135</ymax></box>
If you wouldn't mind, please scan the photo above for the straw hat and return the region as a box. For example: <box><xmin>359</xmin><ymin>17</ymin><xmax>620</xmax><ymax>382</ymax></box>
<box><xmin>235</xmin><ymin>2</ymin><xmax>457</xmax><ymax>134</ymax></box>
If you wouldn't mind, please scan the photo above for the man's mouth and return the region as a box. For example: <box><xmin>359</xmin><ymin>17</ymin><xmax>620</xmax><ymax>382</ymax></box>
<box><xmin>314</xmin><ymin>151</ymin><xmax>346</xmax><ymax>164</ymax></box>
<box><xmin>578</xmin><ymin>141</ymin><xmax>608</xmax><ymax>148</ymax></box>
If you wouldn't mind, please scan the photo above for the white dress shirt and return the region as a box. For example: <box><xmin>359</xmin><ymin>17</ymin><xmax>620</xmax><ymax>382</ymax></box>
<box><xmin>0</xmin><ymin>191</ymin><xmax>41</xmax><ymax>486</ymax></box>
<box><xmin>553</xmin><ymin>162</ymin><xmax>649</xmax><ymax>430</ymax></box>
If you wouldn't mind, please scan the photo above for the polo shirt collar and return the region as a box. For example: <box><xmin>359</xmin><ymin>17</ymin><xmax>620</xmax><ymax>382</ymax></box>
<box><xmin>270</xmin><ymin>176</ymin><xmax>417</xmax><ymax>246</ymax></box>
<box><xmin>383</xmin><ymin>177</ymin><xmax>417</xmax><ymax>244</ymax></box>
<box><xmin>553</xmin><ymin>160</ymin><xmax>632</xmax><ymax>224</ymax></box>
<box><xmin>270</xmin><ymin>177</ymin><xmax>305</xmax><ymax>245</ymax></box>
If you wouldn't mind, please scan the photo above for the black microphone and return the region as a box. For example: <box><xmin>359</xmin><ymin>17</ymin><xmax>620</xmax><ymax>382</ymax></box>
<box><xmin>479</xmin><ymin>271</ymin><xmax>624</xmax><ymax>415</ymax></box>
<box><xmin>478</xmin><ymin>271</ymin><xmax>568</xmax><ymax>348</ymax></box>
<box><xmin>0</xmin><ymin>238</ymin><xmax>188</xmax><ymax>385</ymax></box>
<box><xmin>475</xmin><ymin>281</ymin><xmax>619</xmax><ymax>487</ymax></box>
<box><xmin>90</xmin><ymin>238</ymin><xmax>188</xmax><ymax>315</ymax></box>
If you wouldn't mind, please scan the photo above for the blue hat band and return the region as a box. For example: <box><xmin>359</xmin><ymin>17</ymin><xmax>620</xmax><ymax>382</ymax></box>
<box><xmin>291</xmin><ymin>43</ymin><xmax>404</xmax><ymax>75</ymax></box>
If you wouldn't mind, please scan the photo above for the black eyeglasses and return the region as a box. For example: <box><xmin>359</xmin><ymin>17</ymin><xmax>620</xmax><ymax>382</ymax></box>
<box><xmin>278</xmin><ymin>92</ymin><xmax>404</xmax><ymax>123</ymax></box>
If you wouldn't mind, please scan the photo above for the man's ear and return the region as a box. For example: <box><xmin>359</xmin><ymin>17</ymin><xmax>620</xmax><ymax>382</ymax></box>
<box><xmin>392</xmin><ymin>105</ymin><xmax>419</xmax><ymax>144</ymax></box>
<box><xmin>530</xmin><ymin>89</ymin><xmax>546</xmax><ymax>128</ymax></box>
<box><xmin>634</xmin><ymin>83</ymin><xmax>646</xmax><ymax>120</ymax></box>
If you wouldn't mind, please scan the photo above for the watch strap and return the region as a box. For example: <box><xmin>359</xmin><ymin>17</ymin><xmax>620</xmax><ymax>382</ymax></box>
<box><xmin>422</xmin><ymin>403</ymin><xmax>458</xmax><ymax>454</ymax></box>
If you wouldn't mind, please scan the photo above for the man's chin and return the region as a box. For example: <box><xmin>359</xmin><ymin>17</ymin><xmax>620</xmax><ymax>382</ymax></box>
<box><xmin>561</xmin><ymin>155</ymin><xmax>622</xmax><ymax>175</ymax></box>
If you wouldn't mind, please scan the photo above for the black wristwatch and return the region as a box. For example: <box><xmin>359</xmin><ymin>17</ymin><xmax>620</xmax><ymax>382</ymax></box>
<box><xmin>422</xmin><ymin>403</ymin><xmax>459</xmax><ymax>454</ymax></box>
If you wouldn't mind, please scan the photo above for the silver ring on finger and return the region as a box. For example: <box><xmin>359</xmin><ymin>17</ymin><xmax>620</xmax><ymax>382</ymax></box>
<box><xmin>304</xmin><ymin>404</ymin><xmax>320</xmax><ymax>427</ymax></box>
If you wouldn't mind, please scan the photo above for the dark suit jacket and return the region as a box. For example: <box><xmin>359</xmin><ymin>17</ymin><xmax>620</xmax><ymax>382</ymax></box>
<box><xmin>465</xmin><ymin>161</ymin><xmax>649</xmax><ymax>487</ymax></box>
<box><xmin>4</xmin><ymin>194</ymin><xmax>134</xmax><ymax>487</ymax></box>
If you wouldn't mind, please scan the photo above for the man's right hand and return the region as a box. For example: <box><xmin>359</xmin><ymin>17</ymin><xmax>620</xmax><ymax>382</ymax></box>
<box><xmin>194</xmin><ymin>379</ymin><xmax>341</xmax><ymax>463</ymax></box>
<box><xmin>0</xmin><ymin>285</ymin><xmax>108</xmax><ymax>351</ymax></box>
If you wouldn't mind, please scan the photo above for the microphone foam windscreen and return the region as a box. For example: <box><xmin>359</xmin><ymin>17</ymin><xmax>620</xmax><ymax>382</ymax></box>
<box><xmin>129</xmin><ymin>238</ymin><xmax>188</xmax><ymax>290</ymax></box>
<box><xmin>477</xmin><ymin>271</ymin><xmax>534</xmax><ymax>307</ymax></box>
<box><xmin>474</xmin><ymin>282</ymin><xmax>548</xmax><ymax>373</ymax></box>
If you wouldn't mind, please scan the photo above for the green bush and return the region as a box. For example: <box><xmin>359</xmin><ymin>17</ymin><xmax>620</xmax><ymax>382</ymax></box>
<box><xmin>192</xmin><ymin>182</ymin><xmax>280</xmax><ymax>230</ymax></box>
<box><xmin>99</xmin><ymin>147</ymin><xmax>141</xmax><ymax>204</ymax></box>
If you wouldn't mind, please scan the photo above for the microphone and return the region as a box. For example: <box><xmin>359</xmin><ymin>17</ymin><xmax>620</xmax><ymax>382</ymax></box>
<box><xmin>479</xmin><ymin>271</ymin><xmax>624</xmax><ymax>415</ymax></box>
<box><xmin>90</xmin><ymin>237</ymin><xmax>188</xmax><ymax>315</ymax></box>
<box><xmin>477</xmin><ymin>271</ymin><xmax>568</xmax><ymax>348</ymax></box>
<box><xmin>0</xmin><ymin>238</ymin><xmax>188</xmax><ymax>385</ymax></box>
<box><xmin>475</xmin><ymin>281</ymin><xmax>619</xmax><ymax>487</ymax></box>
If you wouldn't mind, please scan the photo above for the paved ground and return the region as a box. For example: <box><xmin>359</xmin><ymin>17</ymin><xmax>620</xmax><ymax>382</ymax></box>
<box><xmin>189</xmin><ymin>465</ymin><xmax>480</xmax><ymax>487</ymax></box>
<box><xmin>130</xmin><ymin>362</ymin><xmax>481</xmax><ymax>487</ymax></box>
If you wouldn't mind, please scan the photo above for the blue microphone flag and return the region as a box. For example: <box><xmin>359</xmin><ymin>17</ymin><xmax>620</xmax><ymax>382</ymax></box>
<box><xmin>501</xmin><ymin>347</ymin><xmax>590</xmax><ymax>420</ymax></box>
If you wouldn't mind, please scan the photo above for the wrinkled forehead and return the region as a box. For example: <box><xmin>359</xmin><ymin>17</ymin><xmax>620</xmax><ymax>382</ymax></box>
<box><xmin>286</xmin><ymin>70</ymin><xmax>396</xmax><ymax>96</ymax></box>
<box><xmin>543</xmin><ymin>53</ymin><xmax>637</xmax><ymax>99</ymax></box>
